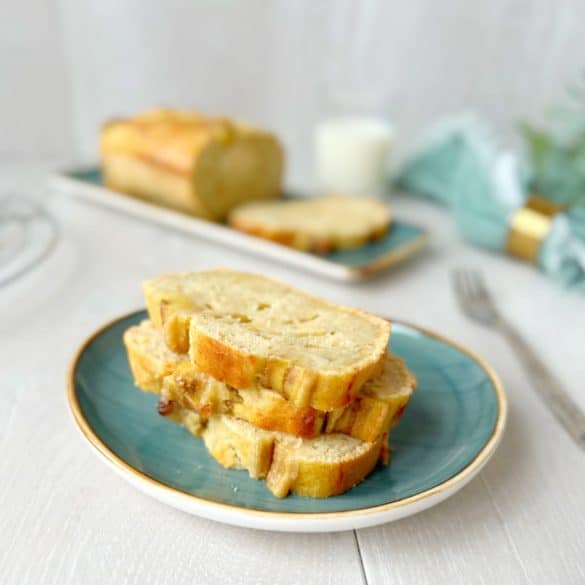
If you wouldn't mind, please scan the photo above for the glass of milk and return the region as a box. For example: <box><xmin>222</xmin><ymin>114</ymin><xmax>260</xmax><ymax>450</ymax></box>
<box><xmin>315</xmin><ymin>116</ymin><xmax>395</xmax><ymax>197</ymax></box>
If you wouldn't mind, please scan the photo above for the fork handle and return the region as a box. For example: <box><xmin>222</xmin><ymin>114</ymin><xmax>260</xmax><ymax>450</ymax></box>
<box><xmin>499</xmin><ymin>320</ymin><xmax>585</xmax><ymax>450</ymax></box>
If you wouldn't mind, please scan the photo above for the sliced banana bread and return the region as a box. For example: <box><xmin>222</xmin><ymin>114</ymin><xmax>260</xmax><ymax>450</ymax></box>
<box><xmin>124</xmin><ymin>320</ymin><xmax>413</xmax><ymax>441</ymax></box>
<box><xmin>201</xmin><ymin>415</ymin><xmax>387</xmax><ymax>498</ymax></box>
<box><xmin>143</xmin><ymin>269</ymin><xmax>390</xmax><ymax>410</ymax></box>
<box><xmin>228</xmin><ymin>195</ymin><xmax>391</xmax><ymax>253</ymax></box>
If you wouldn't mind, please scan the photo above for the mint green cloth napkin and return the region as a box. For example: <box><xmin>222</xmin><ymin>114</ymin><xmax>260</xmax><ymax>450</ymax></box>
<box><xmin>522</xmin><ymin>109</ymin><xmax>585</xmax><ymax>207</ymax></box>
<box><xmin>396</xmin><ymin>115</ymin><xmax>585</xmax><ymax>291</ymax></box>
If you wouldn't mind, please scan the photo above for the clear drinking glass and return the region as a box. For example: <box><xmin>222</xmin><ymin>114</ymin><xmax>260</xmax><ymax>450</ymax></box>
<box><xmin>0</xmin><ymin>196</ymin><xmax>59</xmax><ymax>287</ymax></box>
<box><xmin>315</xmin><ymin>0</ymin><xmax>396</xmax><ymax>197</ymax></box>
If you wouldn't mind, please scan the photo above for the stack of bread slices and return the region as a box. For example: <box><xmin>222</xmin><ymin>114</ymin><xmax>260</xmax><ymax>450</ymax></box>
<box><xmin>123</xmin><ymin>269</ymin><xmax>416</xmax><ymax>498</ymax></box>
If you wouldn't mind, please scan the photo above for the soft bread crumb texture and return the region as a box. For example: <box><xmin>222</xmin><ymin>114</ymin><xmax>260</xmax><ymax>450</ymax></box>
<box><xmin>124</xmin><ymin>320</ymin><xmax>414</xmax><ymax>442</ymax></box>
<box><xmin>142</xmin><ymin>269</ymin><xmax>390</xmax><ymax>410</ymax></box>
<box><xmin>228</xmin><ymin>195</ymin><xmax>391</xmax><ymax>253</ymax></box>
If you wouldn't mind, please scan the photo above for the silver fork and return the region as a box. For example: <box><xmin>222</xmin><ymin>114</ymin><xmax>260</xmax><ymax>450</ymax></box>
<box><xmin>452</xmin><ymin>269</ymin><xmax>585</xmax><ymax>450</ymax></box>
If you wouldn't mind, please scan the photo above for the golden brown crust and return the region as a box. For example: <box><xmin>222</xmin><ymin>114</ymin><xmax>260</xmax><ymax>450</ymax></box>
<box><xmin>101</xmin><ymin>109</ymin><xmax>240</xmax><ymax>175</ymax></box>
<box><xmin>192</xmin><ymin>332</ymin><xmax>258</xmax><ymax>391</ymax></box>
<box><xmin>265</xmin><ymin>437</ymin><xmax>385</xmax><ymax>498</ymax></box>
<box><xmin>326</xmin><ymin>392</ymin><xmax>410</xmax><ymax>442</ymax></box>
<box><xmin>229</xmin><ymin>215</ymin><xmax>388</xmax><ymax>254</ymax></box>
<box><xmin>228</xmin><ymin>219</ymin><xmax>309</xmax><ymax>250</ymax></box>
<box><xmin>190</xmin><ymin>326</ymin><xmax>387</xmax><ymax>411</ymax></box>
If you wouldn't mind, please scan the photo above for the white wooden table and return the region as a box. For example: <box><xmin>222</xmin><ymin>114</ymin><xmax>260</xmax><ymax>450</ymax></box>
<box><xmin>2</xmin><ymin>163</ymin><xmax>584</xmax><ymax>584</ymax></box>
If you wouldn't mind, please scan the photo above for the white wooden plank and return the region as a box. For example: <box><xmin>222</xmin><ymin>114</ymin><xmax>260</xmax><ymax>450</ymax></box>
<box><xmin>357</xmin><ymin>476</ymin><xmax>531</xmax><ymax>585</ymax></box>
<box><xmin>0</xmin><ymin>331</ymin><xmax>362</xmax><ymax>585</ymax></box>
<box><xmin>474</xmin><ymin>353</ymin><xmax>585</xmax><ymax>584</ymax></box>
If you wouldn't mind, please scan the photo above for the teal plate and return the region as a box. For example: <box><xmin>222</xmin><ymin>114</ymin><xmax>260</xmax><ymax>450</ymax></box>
<box><xmin>52</xmin><ymin>168</ymin><xmax>428</xmax><ymax>281</ymax></box>
<box><xmin>68</xmin><ymin>311</ymin><xmax>506</xmax><ymax>532</ymax></box>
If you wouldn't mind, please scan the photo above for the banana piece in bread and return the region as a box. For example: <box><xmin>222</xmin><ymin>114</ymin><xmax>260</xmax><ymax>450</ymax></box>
<box><xmin>228</xmin><ymin>195</ymin><xmax>391</xmax><ymax>253</ymax></box>
<box><xmin>123</xmin><ymin>320</ymin><xmax>414</xmax><ymax>442</ymax></box>
<box><xmin>123</xmin><ymin>319</ymin><xmax>184</xmax><ymax>393</ymax></box>
<box><xmin>201</xmin><ymin>415</ymin><xmax>387</xmax><ymax>498</ymax></box>
<box><xmin>143</xmin><ymin>269</ymin><xmax>390</xmax><ymax>410</ymax></box>
<box><xmin>325</xmin><ymin>353</ymin><xmax>415</xmax><ymax>442</ymax></box>
<box><xmin>101</xmin><ymin>109</ymin><xmax>284</xmax><ymax>221</ymax></box>
<box><xmin>162</xmin><ymin>363</ymin><xmax>325</xmax><ymax>439</ymax></box>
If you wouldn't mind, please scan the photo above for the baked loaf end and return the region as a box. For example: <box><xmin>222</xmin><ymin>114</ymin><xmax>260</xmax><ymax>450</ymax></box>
<box><xmin>101</xmin><ymin>108</ymin><xmax>284</xmax><ymax>221</ymax></box>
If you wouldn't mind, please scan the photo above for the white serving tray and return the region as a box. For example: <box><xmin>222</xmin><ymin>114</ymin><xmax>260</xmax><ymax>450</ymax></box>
<box><xmin>50</xmin><ymin>167</ymin><xmax>428</xmax><ymax>281</ymax></box>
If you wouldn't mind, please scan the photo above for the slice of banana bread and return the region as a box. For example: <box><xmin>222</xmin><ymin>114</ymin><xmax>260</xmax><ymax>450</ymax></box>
<box><xmin>143</xmin><ymin>269</ymin><xmax>390</xmax><ymax>410</ymax></box>
<box><xmin>228</xmin><ymin>195</ymin><xmax>391</xmax><ymax>253</ymax></box>
<box><xmin>201</xmin><ymin>415</ymin><xmax>387</xmax><ymax>498</ymax></box>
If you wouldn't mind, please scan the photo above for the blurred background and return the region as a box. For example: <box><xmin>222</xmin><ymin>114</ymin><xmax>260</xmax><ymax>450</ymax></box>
<box><xmin>4</xmin><ymin>0</ymin><xmax>585</xmax><ymax>186</ymax></box>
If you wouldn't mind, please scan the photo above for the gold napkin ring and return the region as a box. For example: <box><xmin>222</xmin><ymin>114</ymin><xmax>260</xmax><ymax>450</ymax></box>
<box><xmin>506</xmin><ymin>194</ymin><xmax>565</xmax><ymax>263</ymax></box>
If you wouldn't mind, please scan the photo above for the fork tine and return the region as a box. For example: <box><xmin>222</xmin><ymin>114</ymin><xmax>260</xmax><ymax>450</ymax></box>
<box><xmin>464</xmin><ymin>269</ymin><xmax>480</xmax><ymax>300</ymax></box>
<box><xmin>451</xmin><ymin>270</ymin><xmax>466</xmax><ymax>304</ymax></box>
<box><xmin>452</xmin><ymin>269</ymin><xmax>473</xmax><ymax>314</ymax></box>
<box><xmin>455</xmin><ymin>269</ymin><xmax>473</xmax><ymax>301</ymax></box>
<box><xmin>468</xmin><ymin>270</ymin><xmax>492</xmax><ymax>303</ymax></box>
<box><xmin>451</xmin><ymin>268</ymin><xmax>499</xmax><ymax>325</ymax></box>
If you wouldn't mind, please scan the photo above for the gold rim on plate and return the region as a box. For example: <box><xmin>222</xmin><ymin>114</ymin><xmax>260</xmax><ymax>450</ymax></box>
<box><xmin>67</xmin><ymin>310</ymin><xmax>507</xmax><ymax>521</ymax></box>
